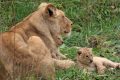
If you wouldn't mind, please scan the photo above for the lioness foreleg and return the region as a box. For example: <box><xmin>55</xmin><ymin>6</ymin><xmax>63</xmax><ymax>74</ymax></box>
<box><xmin>28</xmin><ymin>36</ymin><xmax>56</xmax><ymax>80</ymax></box>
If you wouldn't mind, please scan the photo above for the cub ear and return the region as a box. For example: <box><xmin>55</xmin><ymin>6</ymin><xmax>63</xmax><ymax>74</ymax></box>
<box><xmin>77</xmin><ymin>51</ymin><xmax>82</xmax><ymax>55</ymax></box>
<box><xmin>89</xmin><ymin>48</ymin><xmax>93</xmax><ymax>51</ymax></box>
<box><xmin>45</xmin><ymin>3</ymin><xmax>56</xmax><ymax>17</ymax></box>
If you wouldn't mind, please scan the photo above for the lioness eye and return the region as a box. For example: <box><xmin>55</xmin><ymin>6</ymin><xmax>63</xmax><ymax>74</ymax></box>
<box><xmin>62</xmin><ymin>16</ymin><xmax>64</xmax><ymax>18</ymax></box>
<box><xmin>86</xmin><ymin>56</ymin><xmax>88</xmax><ymax>57</ymax></box>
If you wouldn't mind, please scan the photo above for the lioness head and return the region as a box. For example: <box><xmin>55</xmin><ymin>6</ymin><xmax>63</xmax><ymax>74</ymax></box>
<box><xmin>37</xmin><ymin>3</ymin><xmax>72</xmax><ymax>45</ymax></box>
<box><xmin>77</xmin><ymin>47</ymin><xmax>93</xmax><ymax>65</ymax></box>
<box><xmin>27</xmin><ymin>3</ymin><xmax>72</xmax><ymax>47</ymax></box>
<box><xmin>38</xmin><ymin>3</ymin><xmax>73</xmax><ymax>36</ymax></box>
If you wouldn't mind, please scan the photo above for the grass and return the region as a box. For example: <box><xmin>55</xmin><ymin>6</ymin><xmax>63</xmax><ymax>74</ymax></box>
<box><xmin>0</xmin><ymin>0</ymin><xmax>120</xmax><ymax>80</ymax></box>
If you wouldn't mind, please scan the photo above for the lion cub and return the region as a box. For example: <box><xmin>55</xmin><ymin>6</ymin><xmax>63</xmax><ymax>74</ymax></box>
<box><xmin>76</xmin><ymin>47</ymin><xmax>120</xmax><ymax>74</ymax></box>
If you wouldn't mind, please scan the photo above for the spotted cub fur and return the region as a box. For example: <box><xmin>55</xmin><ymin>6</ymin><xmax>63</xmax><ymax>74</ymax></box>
<box><xmin>76</xmin><ymin>47</ymin><xmax>120</xmax><ymax>74</ymax></box>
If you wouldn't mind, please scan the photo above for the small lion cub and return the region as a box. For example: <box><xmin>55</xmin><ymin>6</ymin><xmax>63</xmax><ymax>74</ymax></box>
<box><xmin>76</xmin><ymin>47</ymin><xmax>120</xmax><ymax>74</ymax></box>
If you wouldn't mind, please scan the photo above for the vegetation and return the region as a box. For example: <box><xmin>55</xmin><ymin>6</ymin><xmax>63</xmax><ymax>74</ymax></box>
<box><xmin>0</xmin><ymin>0</ymin><xmax>120</xmax><ymax>80</ymax></box>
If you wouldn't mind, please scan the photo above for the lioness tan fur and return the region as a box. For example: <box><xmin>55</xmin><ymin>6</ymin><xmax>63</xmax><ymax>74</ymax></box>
<box><xmin>76</xmin><ymin>47</ymin><xmax>120</xmax><ymax>74</ymax></box>
<box><xmin>0</xmin><ymin>3</ymin><xmax>74</xmax><ymax>80</ymax></box>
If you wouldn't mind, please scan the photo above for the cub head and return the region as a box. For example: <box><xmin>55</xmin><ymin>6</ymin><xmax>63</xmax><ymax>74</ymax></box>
<box><xmin>52</xmin><ymin>34</ymin><xmax>64</xmax><ymax>47</ymax></box>
<box><xmin>37</xmin><ymin>3</ymin><xmax>73</xmax><ymax>41</ymax></box>
<box><xmin>77</xmin><ymin>47</ymin><xmax>93</xmax><ymax>65</ymax></box>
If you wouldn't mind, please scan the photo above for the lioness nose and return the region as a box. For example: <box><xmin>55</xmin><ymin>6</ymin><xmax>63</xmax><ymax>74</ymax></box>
<box><xmin>64</xmin><ymin>31</ymin><xmax>69</xmax><ymax>33</ymax></box>
<box><xmin>71</xmin><ymin>22</ymin><xmax>73</xmax><ymax>25</ymax></box>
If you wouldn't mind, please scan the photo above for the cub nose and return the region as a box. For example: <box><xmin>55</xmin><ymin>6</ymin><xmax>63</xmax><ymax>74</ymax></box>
<box><xmin>90</xmin><ymin>59</ymin><xmax>93</xmax><ymax>63</ymax></box>
<box><xmin>71</xmin><ymin>22</ymin><xmax>73</xmax><ymax>25</ymax></box>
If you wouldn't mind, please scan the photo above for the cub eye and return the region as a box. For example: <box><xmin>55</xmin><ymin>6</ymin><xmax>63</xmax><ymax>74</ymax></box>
<box><xmin>57</xmin><ymin>37</ymin><xmax>60</xmax><ymax>39</ymax></box>
<box><xmin>86</xmin><ymin>56</ymin><xmax>88</xmax><ymax>57</ymax></box>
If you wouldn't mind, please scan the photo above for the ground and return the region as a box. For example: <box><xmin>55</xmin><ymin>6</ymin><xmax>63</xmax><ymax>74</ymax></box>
<box><xmin>0</xmin><ymin>0</ymin><xmax>120</xmax><ymax>80</ymax></box>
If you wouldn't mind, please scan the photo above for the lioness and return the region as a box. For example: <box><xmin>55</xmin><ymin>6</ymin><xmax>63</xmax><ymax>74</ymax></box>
<box><xmin>10</xmin><ymin>3</ymin><xmax>72</xmax><ymax>59</ymax></box>
<box><xmin>0</xmin><ymin>3</ymin><xmax>74</xmax><ymax>80</ymax></box>
<box><xmin>76</xmin><ymin>47</ymin><xmax>120</xmax><ymax>74</ymax></box>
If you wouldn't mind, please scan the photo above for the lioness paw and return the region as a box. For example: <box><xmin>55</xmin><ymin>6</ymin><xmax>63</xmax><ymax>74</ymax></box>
<box><xmin>63</xmin><ymin>60</ymin><xmax>75</xmax><ymax>69</ymax></box>
<box><xmin>54</xmin><ymin>59</ymin><xmax>75</xmax><ymax>69</ymax></box>
<box><xmin>116</xmin><ymin>63</ymin><xmax>120</xmax><ymax>69</ymax></box>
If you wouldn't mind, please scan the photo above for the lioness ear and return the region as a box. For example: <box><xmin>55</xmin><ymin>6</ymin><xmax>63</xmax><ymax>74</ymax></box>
<box><xmin>45</xmin><ymin>4</ymin><xmax>56</xmax><ymax>17</ymax></box>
